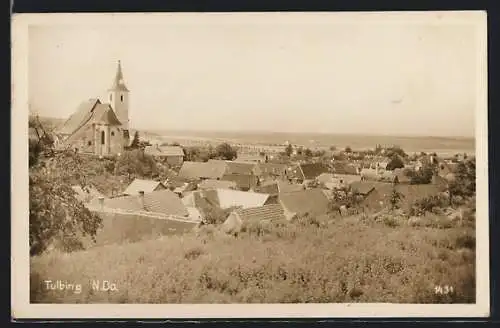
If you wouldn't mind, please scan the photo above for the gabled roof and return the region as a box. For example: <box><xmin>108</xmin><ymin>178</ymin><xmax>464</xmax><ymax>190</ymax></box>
<box><xmin>316</xmin><ymin>173</ymin><xmax>335</xmax><ymax>184</ymax></box>
<box><xmin>145</xmin><ymin>145</ymin><xmax>185</xmax><ymax>157</ymax></box>
<box><xmin>91</xmin><ymin>103</ymin><xmax>122</xmax><ymax>125</ymax></box>
<box><xmin>123</xmin><ymin>179</ymin><xmax>165</xmax><ymax>196</ymax></box>
<box><xmin>277</xmin><ymin>180</ymin><xmax>305</xmax><ymax>193</ymax></box>
<box><xmin>253</xmin><ymin>163</ymin><xmax>287</xmax><ymax>176</ymax></box>
<box><xmin>216</xmin><ymin>189</ymin><xmax>270</xmax><ymax>209</ymax></box>
<box><xmin>221</xmin><ymin>174</ymin><xmax>258</xmax><ymax>190</ymax></box>
<box><xmin>57</xmin><ymin>98</ymin><xmax>101</xmax><ymax>135</ymax></box>
<box><xmin>178</xmin><ymin>161</ymin><xmax>227</xmax><ymax>180</ymax></box>
<box><xmin>254</xmin><ymin>180</ymin><xmax>280</xmax><ymax>195</ymax></box>
<box><xmin>279</xmin><ymin>189</ymin><xmax>330</xmax><ymax>217</ymax></box>
<box><xmin>285</xmin><ymin>164</ymin><xmax>305</xmax><ymax>181</ymax></box>
<box><xmin>198</xmin><ymin>179</ymin><xmax>237</xmax><ymax>190</ymax></box>
<box><xmin>235</xmin><ymin>204</ymin><xmax>286</xmax><ymax>222</ymax></box>
<box><xmin>208</xmin><ymin>160</ymin><xmax>256</xmax><ymax>175</ymax></box>
<box><xmin>300</xmin><ymin>163</ymin><xmax>330</xmax><ymax>180</ymax></box>
<box><xmin>350</xmin><ymin>181</ymin><xmax>377</xmax><ymax>195</ymax></box>
<box><xmin>90</xmin><ymin>189</ymin><xmax>188</xmax><ymax>217</ymax></box>
<box><xmin>333</xmin><ymin>162</ymin><xmax>359</xmax><ymax>175</ymax></box>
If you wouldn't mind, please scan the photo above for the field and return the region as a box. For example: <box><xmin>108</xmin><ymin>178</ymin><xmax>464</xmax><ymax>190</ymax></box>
<box><xmin>30</xmin><ymin>213</ymin><xmax>475</xmax><ymax>304</ymax></box>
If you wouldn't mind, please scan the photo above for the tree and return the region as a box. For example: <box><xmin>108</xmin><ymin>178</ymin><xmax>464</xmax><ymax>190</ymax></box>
<box><xmin>449</xmin><ymin>159</ymin><xmax>476</xmax><ymax>200</ymax></box>
<box><xmin>386</xmin><ymin>146</ymin><xmax>407</xmax><ymax>158</ymax></box>
<box><xmin>214</xmin><ymin>143</ymin><xmax>237</xmax><ymax>160</ymax></box>
<box><xmin>409</xmin><ymin>165</ymin><xmax>434</xmax><ymax>184</ymax></box>
<box><xmin>386</xmin><ymin>154</ymin><xmax>405</xmax><ymax>170</ymax></box>
<box><xmin>129</xmin><ymin>131</ymin><xmax>141</xmax><ymax>149</ymax></box>
<box><xmin>285</xmin><ymin>144</ymin><xmax>293</xmax><ymax>157</ymax></box>
<box><xmin>329</xmin><ymin>145</ymin><xmax>337</xmax><ymax>151</ymax></box>
<box><xmin>345</xmin><ymin>146</ymin><xmax>352</xmax><ymax>153</ymax></box>
<box><xmin>388</xmin><ymin>186</ymin><xmax>405</xmax><ymax>211</ymax></box>
<box><xmin>304</xmin><ymin>148</ymin><xmax>313</xmax><ymax>157</ymax></box>
<box><xmin>115</xmin><ymin>149</ymin><xmax>158</xmax><ymax>180</ymax></box>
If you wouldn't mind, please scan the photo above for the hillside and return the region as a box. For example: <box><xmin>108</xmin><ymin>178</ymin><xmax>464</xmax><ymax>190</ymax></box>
<box><xmin>31</xmin><ymin>214</ymin><xmax>475</xmax><ymax>304</ymax></box>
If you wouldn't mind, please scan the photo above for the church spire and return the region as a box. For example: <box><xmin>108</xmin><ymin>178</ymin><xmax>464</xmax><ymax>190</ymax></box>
<box><xmin>109</xmin><ymin>60</ymin><xmax>129</xmax><ymax>92</ymax></box>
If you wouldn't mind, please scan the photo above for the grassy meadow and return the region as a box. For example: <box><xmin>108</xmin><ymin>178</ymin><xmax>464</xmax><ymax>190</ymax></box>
<box><xmin>30</xmin><ymin>212</ymin><xmax>475</xmax><ymax>304</ymax></box>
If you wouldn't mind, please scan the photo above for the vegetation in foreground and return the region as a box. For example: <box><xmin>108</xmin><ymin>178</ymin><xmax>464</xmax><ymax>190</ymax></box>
<box><xmin>31</xmin><ymin>213</ymin><xmax>475</xmax><ymax>304</ymax></box>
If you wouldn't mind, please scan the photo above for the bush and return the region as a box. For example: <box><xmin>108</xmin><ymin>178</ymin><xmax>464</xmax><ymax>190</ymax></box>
<box><xmin>410</xmin><ymin>195</ymin><xmax>448</xmax><ymax>217</ymax></box>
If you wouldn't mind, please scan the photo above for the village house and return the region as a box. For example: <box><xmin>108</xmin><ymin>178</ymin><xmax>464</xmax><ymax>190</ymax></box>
<box><xmin>221</xmin><ymin>204</ymin><xmax>286</xmax><ymax>235</ymax></box>
<box><xmin>221</xmin><ymin>174</ymin><xmax>259</xmax><ymax>191</ymax></box>
<box><xmin>122</xmin><ymin>178</ymin><xmax>166</xmax><ymax>196</ymax></box>
<box><xmin>198</xmin><ymin>179</ymin><xmax>237</xmax><ymax>191</ymax></box>
<box><xmin>278</xmin><ymin>189</ymin><xmax>331</xmax><ymax>220</ymax></box>
<box><xmin>56</xmin><ymin>61</ymin><xmax>131</xmax><ymax>156</ymax></box>
<box><xmin>252</xmin><ymin>162</ymin><xmax>287</xmax><ymax>181</ymax></box>
<box><xmin>144</xmin><ymin>145</ymin><xmax>185</xmax><ymax>166</ymax></box>
<box><xmin>182</xmin><ymin>189</ymin><xmax>275</xmax><ymax>211</ymax></box>
<box><xmin>177</xmin><ymin>161</ymin><xmax>227</xmax><ymax>181</ymax></box>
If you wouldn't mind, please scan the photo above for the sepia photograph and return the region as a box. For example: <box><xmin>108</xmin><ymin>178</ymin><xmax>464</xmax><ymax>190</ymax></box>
<box><xmin>12</xmin><ymin>11</ymin><xmax>488</xmax><ymax>318</ymax></box>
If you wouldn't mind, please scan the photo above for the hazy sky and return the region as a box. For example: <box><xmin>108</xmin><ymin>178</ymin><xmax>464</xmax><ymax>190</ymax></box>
<box><xmin>28</xmin><ymin>13</ymin><xmax>482</xmax><ymax>137</ymax></box>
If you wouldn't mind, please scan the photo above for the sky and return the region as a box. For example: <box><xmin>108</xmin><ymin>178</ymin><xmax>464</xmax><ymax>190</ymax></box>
<box><xmin>28</xmin><ymin>12</ymin><xmax>483</xmax><ymax>137</ymax></box>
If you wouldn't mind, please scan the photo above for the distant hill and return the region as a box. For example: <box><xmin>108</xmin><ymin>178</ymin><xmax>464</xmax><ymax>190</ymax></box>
<box><xmin>31</xmin><ymin>116</ymin><xmax>66</xmax><ymax>132</ymax></box>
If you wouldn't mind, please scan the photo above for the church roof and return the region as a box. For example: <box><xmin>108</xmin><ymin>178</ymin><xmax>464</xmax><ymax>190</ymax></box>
<box><xmin>57</xmin><ymin>98</ymin><xmax>101</xmax><ymax>135</ymax></box>
<box><xmin>108</xmin><ymin>60</ymin><xmax>129</xmax><ymax>92</ymax></box>
<box><xmin>92</xmin><ymin>103</ymin><xmax>122</xmax><ymax>125</ymax></box>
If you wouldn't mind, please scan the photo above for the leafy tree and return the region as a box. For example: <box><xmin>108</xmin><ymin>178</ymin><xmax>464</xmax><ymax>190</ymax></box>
<box><xmin>388</xmin><ymin>186</ymin><xmax>405</xmax><ymax>211</ymax></box>
<box><xmin>304</xmin><ymin>148</ymin><xmax>313</xmax><ymax>157</ymax></box>
<box><xmin>215</xmin><ymin>142</ymin><xmax>237</xmax><ymax>160</ymax></box>
<box><xmin>329</xmin><ymin>145</ymin><xmax>337</xmax><ymax>151</ymax></box>
<box><xmin>285</xmin><ymin>144</ymin><xmax>293</xmax><ymax>157</ymax></box>
<box><xmin>115</xmin><ymin>149</ymin><xmax>158</xmax><ymax>180</ymax></box>
<box><xmin>449</xmin><ymin>159</ymin><xmax>476</xmax><ymax>200</ymax></box>
<box><xmin>129</xmin><ymin>131</ymin><xmax>141</xmax><ymax>149</ymax></box>
<box><xmin>345</xmin><ymin>146</ymin><xmax>352</xmax><ymax>153</ymax></box>
<box><xmin>408</xmin><ymin>165</ymin><xmax>434</xmax><ymax>184</ymax></box>
<box><xmin>386</xmin><ymin>154</ymin><xmax>405</xmax><ymax>170</ymax></box>
<box><xmin>386</xmin><ymin>146</ymin><xmax>407</xmax><ymax>158</ymax></box>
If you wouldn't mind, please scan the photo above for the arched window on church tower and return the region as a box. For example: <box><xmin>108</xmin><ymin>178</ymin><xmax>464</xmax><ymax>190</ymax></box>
<box><xmin>101</xmin><ymin>131</ymin><xmax>105</xmax><ymax>145</ymax></box>
<box><xmin>110</xmin><ymin>94</ymin><xmax>112</xmax><ymax>102</ymax></box>
<box><xmin>121</xmin><ymin>95</ymin><xmax>124</xmax><ymax>102</ymax></box>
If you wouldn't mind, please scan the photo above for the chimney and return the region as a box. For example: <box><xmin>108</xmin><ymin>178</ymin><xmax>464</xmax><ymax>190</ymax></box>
<box><xmin>98</xmin><ymin>197</ymin><xmax>104</xmax><ymax>211</ymax></box>
<box><xmin>138</xmin><ymin>191</ymin><xmax>145</xmax><ymax>210</ymax></box>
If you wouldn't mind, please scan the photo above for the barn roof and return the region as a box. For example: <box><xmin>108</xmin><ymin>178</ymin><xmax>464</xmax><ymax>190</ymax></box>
<box><xmin>178</xmin><ymin>161</ymin><xmax>227</xmax><ymax>180</ymax></box>
<box><xmin>235</xmin><ymin>204</ymin><xmax>286</xmax><ymax>222</ymax></box>
<box><xmin>123</xmin><ymin>179</ymin><xmax>165</xmax><ymax>196</ymax></box>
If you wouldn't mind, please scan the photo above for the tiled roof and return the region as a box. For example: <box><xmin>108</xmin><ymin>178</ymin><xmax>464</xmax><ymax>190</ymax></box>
<box><xmin>219</xmin><ymin>160</ymin><xmax>256</xmax><ymax>175</ymax></box>
<box><xmin>253</xmin><ymin>163</ymin><xmax>287</xmax><ymax>176</ymax></box>
<box><xmin>334</xmin><ymin>162</ymin><xmax>359</xmax><ymax>175</ymax></box>
<box><xmin>123</xmin><ymin>179</ymin><xmax>165</xmax><ymax>195</ymax></box>
<box><xmin>145</xmin><ymin>145</ymin><xmax>185</xmax><ymax>157</ymax></box>
<box><xmin>278</xmin><ymin>189</ymin><xmax>330</xmax><ymax>217</ymax></box>
<box><xmin>300</xmin><ymin>163</ymin><xmax>330</xmax><ymax>180</ymax></box>
<box><xmin>350</xmin><ymin>181</ymin><xmax>379</xmax><ymax>195</ymax></box>
<box><xmin>90</xmin><ymin>189</ymin><xmax>188</xmax><ymax>217</ymax></box>
<box><xmin>235</xmin><ymin>204</ymin><xmax>286</xmax><ymax>222</ymax></box>
<box><xmin>277</xmin><ymin>180</ymin><xmax>305</xmax><ymax>193</ymax></box>
<box><xmin>92</xmin><ymin>103</ymin><xmax>122</xmax><ymax>125</ymax></box>
<box><xmin>178</xmin><ymin>161</ymin><xmax>227</xmax><ymax>180</ymax></box>
<box><xmin>198</xmin><ymin>179</ymin><xmax>237</xmax><ymax>190</ymax></box>
<box><xmin>216</xmin><ymin>189</ymin><xmax>270</xmax><ymax>209</ymax></box>
<box><xmin>221</xmin><ymin>174</ymin><xmax>258</xmax><ymax>190</ymax></box>
<box><xmin>57</xmin><ymin>98</ymin><xmax>101</xmax><ymax>135</ymax></box>
<box><xmin>316</xmin><ymin>173</ymin><xmax>335</xmax><ymax>184</ymax></box>
<box><xmin>255</xmin><ymin>181</ymin><xmax>279</xmax><ymax>195</ymax></box>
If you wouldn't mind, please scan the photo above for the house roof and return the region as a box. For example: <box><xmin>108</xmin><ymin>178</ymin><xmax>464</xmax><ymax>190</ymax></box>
<box><xmin>221</xmin><ymin>174</ymin><xmax>258</xmax><ymax>190</ymax></box>
<box><xmin>277</xmin><ymin>180</ymin><xmax>305</xmax><ymax>193</ymax></box>
<box><xmin>286</xmin><ymin>164</ymin><xmax>305</xmax><ymax>181</ymax></box>
<box><xmin>216</xmin><ymin>189</ymin><xmax>270</xmax><ymax>209</ymax></box>
<box><xmin>360</xmin><ymin>168</ymin><xmax>380</xmax><ymax>181</ymax></box>
<box><xmin>254</xmin><ymin>163</ymin><xmax>287</xmax><ymax>176</ymax></box>
<box><xmin>235</xmin><ymin>204</ymin><xmax>286</xmax><ymax>222</ymax></box>
<box><xmin>236</xmin><ymin>153</ymin><xmax>266</xmax><ymax>162</ymax></box>
<box><xmin>57</xmin><ymin>98</ymin><xmax>101</xmax><ymax>135</ymax></box>
<box><xmin>108</xmin><ymin>60</ymin><xmax>129</xmax><ymax>92</ymax></box>
<box><xmin>178</xmin><ymin>161</ymin><xmax>227</xmax><ymax>180</ymax></box>
<box><xmin>198</xmin><ymin>179</ymin><xmax>237</xmax><ymax>190</ymax></box>
<box><xmin>334</xmin><ymin>174</ymin><xmax>362</xmax><ymax>185</ymax></box>
<box><xmin>123</xmin><ymin>179</ymin><xmax>165</xmax><ymax>195</ymax></box>
<box><xmin>350</xmin><ymin>181</ymin><xmax>377</xmax><ymax>195</ymax></box>
<box><xmin>334</xmin><ymin>162</ymin><xmax>359</xmax><ymax>175</ymax></box>
<box><xmin>90</xmin><ymin>189</ymin><xmax>189</xmax><ymax>217</ymax></box>
<box><xmin>145</xmin><ymin>145</ymin><xmax>185</xmax><ymax>157</ymax></box>
<box><xmin>316</xmin><ymin>173</ymin><xmax>335</xmax><ymax>184</ymax></box>
<box><xmin>393</xmin><ymin>168</ymin><xmax>411</xmax><ymax>183</ymax></box>
<box><xmin>300</xmin><ymin>163</ymin><xmax>330</xmax><ymax>180</ymax></box>
<box><xmin>279</xmin><ymin>189</ymin><xmax>330</xmax><ymax>217</ymax></box>
<box><xmin>209</xmin><ymin>160</ymin><xmax>256</xmax><ymax>175</ymax></box>
<box><xmin>254</xmin><ymin>181</ymin><xmax>279</xmax><ymax>195</ymax></box>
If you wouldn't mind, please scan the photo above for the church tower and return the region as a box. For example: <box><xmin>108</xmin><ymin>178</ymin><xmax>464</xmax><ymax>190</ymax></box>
<box><xmin>108</xmin><ymin>60</ymin><xmax>130</xmax><ymax>131</ymax></box>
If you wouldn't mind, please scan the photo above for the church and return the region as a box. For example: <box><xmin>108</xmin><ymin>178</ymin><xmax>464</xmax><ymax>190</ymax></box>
<box><xmin>56</xmin><ymin>61</ymin><xmax>131</xmax><ymax>156</ymax></box>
